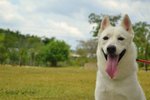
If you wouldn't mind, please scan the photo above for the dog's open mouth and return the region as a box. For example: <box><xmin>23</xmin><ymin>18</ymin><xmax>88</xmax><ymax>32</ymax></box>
<box><xmin>102</xmin><ymin>49</ymin><xmax>126</xmax><ymax>62</ymax></box>
<box><xmin>102</xmin><ymin>49</ymin><xmax>126</xmax><ymax>79</ymax></box>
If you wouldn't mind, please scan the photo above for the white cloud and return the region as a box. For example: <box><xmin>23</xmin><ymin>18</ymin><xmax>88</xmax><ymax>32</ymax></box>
<box><xmin>0</xmin><ymin>0</ymin><xmax>23</xmax><ymax>22</ymax></box>
<box><xmin>49</xmin><ymin>21</ymin><xmax>83</xmax><ymax>38</ymax></box>
<box><xmin>96</xmin><ymin>0</ymin><xmax>150</xmax><ymax>23</ymax></box>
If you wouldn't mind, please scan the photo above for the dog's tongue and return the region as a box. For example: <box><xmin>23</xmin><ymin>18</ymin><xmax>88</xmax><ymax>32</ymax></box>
<box><xmin>106</xmin><ymin>55</ymin><xmax>119</xmax><ymax>79</ymax></box>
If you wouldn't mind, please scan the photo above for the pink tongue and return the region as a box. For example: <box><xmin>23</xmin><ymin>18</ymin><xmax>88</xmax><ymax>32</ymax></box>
<box><xmin>106</xmin><ymin>55</ymin><xmax>119</xmax><ymax>79</ymax></box>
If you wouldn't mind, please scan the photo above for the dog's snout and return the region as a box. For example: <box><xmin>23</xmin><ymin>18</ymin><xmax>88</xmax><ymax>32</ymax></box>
<box><xmin>107</xmin><ymin>45</ymin><xmax>116</xmax><ymax>54</ymax></box>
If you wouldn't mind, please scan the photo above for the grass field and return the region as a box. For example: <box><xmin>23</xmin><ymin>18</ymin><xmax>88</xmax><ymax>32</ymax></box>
<box><xmin>0</xmin><ymin>65</ymin><xmax>150</xmax><ymax>100</ymax></box>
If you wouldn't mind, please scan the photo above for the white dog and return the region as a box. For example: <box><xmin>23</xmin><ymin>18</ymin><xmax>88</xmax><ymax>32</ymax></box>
<box><xmin>95</xmin><ymin>14</ymin><xmax>146</xmax><ymax>100</ymax></box>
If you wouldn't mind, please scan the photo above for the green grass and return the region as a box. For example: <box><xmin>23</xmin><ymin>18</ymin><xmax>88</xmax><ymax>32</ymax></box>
<box><xmin>0</xmin><ymin>65</ymin><xmax>150</xmax><ymax>100</ymax></box>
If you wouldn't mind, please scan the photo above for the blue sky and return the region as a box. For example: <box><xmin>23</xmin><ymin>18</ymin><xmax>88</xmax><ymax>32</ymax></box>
<box><xmin>0</xmin><ymin>0</ymin><xmax>150</xmax><ymax>49</ymax></box>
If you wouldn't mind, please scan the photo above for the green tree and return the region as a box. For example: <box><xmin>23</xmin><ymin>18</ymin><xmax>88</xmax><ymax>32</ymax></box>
<box><xmin>26</xmin><ymin>36</ymin><xmax>44</xmax><ymax>66</ymax></box>
<box><xmin>133</xmin><ymin>22</ymin><xmax>150</xmax><ymax>71</ymax></box>
<box><xmin>0</xmin><ymin>29</ymin><xmax>8</xmax><ymax>64</ymax></box>
<box><xmin>0</xmin><ymin>29</ymin><xmax>44</xmax><ymax>66</ymax></box>
<box><xmin>88</xmin><ymin>13</ymin><xmax>121</xmax><ymax>36</ymax></box>
<box><xmin>42</xmin><ymin>37</ymin><xmax>55</xmax><ymax>45</ymax></box>
<box><xmin>43</xmin><ymin>39</ymin><xmax>70</xmax><ymax>66</ymax></box>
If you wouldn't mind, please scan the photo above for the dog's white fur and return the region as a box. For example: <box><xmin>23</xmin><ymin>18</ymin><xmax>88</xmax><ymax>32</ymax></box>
<box><xmin>95</xmin><ymin>14</ymin><xmax>146</xmax><ymax>100</ymax></box>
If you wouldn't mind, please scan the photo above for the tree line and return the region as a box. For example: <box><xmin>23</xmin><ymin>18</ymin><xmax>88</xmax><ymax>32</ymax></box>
<box><xmin>0</xmin><ymin>29</ymin><xmax>70</xmax><ymax>66</ymax></box>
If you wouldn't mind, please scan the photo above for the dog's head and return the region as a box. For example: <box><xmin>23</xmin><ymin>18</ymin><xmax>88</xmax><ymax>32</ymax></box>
<box><xmin>97</xmin><ymin>14</ymin><xmax>134</xmax><ymax>79</ymax></box>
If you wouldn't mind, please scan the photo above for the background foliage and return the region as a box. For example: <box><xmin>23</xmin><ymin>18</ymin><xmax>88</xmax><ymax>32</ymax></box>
<box><xmin>0</xmin><ymin>29</ymin><xmax>70</xmax><ymax>67</ymax></box>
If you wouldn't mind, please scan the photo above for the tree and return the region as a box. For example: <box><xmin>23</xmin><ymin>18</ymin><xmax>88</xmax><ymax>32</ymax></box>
<box><xmin>133</xmin><ymin>22</ymin><xmax>150</xmax><ymax>71</ymax></box>
<box><xmin>26</xmin><ymin>36</ymin><xmax>44</xmax><ymax>66</ymax></box>
<box><xmin>75</xmin><ymin>39</ymin><xmax>97</xmax><ymax>66</ymax></box>
<box><xmin>42</xmin><ymin>39</ymin><xmax>70</xmax><ymax>66</ymax></box>
<box><xmin>0</xmin><ymin>45</ymin><xmax>7</xmax><ymax>64</ymax></box>
<box><xmin>76</xmin><ymin>39</ymin><xmax>97</xmax><ymax>58</ymax></box>
<box><xmin>42</xmin><ymin>37</ymin><xmax>55</xmax><ymax>45</ymax></box>
<box><xmin>0</xmin><ymin>28</ymin><xmax>71</xmax><ymax>67</ymax></box>
<box><xmin>0</xmin><ymin>33</ymin><xmax>7</xmax><ymax>64</ymax></box>
<box><xmin>88</xmin><ymin>13</ymin><xmax>121</xmax><ymax>36</ymax></box>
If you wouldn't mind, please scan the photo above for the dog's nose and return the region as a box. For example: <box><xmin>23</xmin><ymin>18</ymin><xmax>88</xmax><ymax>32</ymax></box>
<box><xmin>107</xmin><ymin>45</ymin><xmax>116</xmax><ymax>54</ymax></box>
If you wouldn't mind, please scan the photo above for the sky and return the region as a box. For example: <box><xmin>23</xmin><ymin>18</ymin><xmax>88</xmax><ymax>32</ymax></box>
<box><xmin>0</xmin><ymin>0</ymin><xmax>150</xmax><ymax>49</ymax></box>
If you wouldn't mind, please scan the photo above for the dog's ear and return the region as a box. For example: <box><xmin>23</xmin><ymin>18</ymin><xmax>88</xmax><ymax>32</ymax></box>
<box><xmin>121</xmin><ymin>14</ymin><xmax>133</xmax><ymax>33</ymax></box>
<box><xmin>100</xmin><ymin>16</ymin><xmax>110</xmax><ymax>31</ymax></box>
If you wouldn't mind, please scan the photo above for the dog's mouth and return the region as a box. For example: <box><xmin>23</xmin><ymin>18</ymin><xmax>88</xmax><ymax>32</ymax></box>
<box><xmin>102</xmin><ymin>49</ymin><xmax>126</xmax><ymax>62</ymax></box>
<box><xmin>101</xmin><ymin>49</ymin><xmax>126</xmax><ymax>79</ymax></box>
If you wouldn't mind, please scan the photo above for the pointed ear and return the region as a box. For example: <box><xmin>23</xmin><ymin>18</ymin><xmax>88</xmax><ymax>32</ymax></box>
<box><xmin>121</xmin><ymin>14</ymin><xmax>132</xmax><ymax>32</ymax></box>
<box><xmin>100</xmin><ymin>16</ymin><xmax>110</xmax><ymax>31</ymax></box>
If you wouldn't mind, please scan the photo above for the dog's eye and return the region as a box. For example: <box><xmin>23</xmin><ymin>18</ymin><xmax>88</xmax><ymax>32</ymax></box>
<box><xmin>118</xmin><ymin>37</ymin><xmax>124</xmax><ymax>41</ymax></box>
<box><xmin>103</xmin><ymin>36</ymin><xmax>109</xmax><ymax>40</ymax></box>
